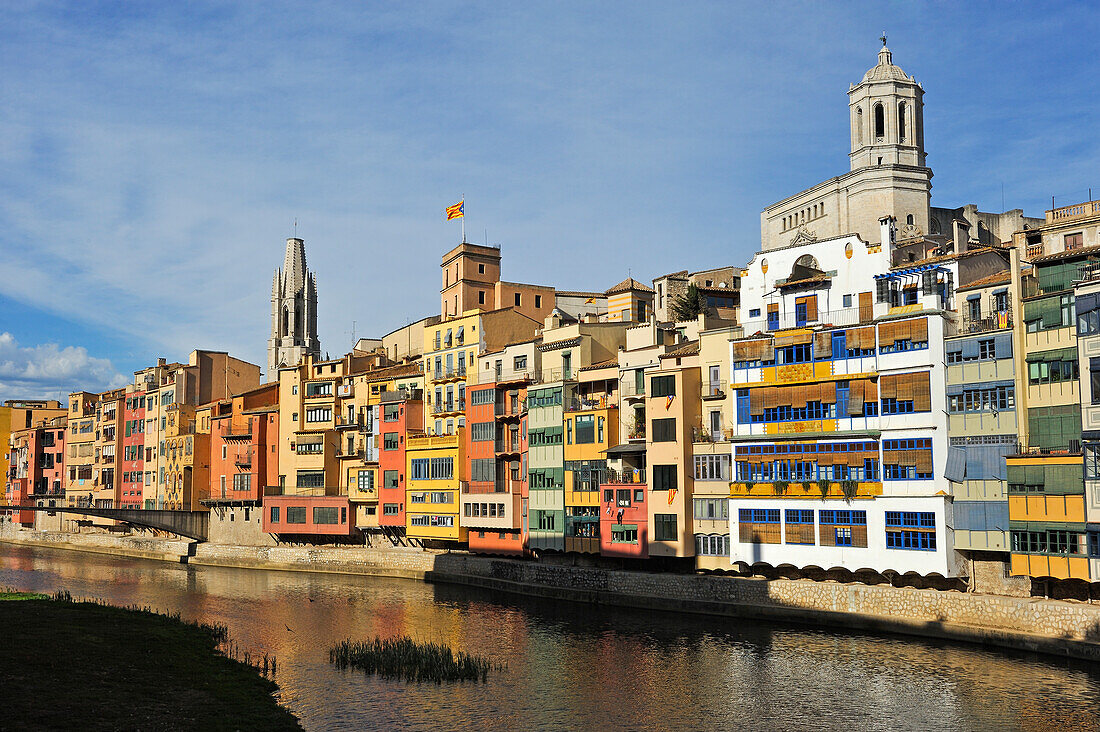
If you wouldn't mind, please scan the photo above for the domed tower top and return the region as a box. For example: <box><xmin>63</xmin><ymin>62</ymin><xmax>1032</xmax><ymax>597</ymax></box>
<box><xmin>848</xmin><ymin>36</ymin><xmax>926</xmax><ymax>170</ymax></box>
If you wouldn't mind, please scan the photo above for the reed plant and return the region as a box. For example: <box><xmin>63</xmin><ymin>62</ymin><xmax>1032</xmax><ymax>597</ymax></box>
<box><xmin>330</xmin><ymin>635</ymin><xmax>502</xmax><ymax>683</ymax></box>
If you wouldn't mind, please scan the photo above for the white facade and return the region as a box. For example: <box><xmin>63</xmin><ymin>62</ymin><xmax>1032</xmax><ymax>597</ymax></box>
<box><xmin>729</xmin><ymin>495</ymin><xmax>958</xmax><ymax>576</ymax></box>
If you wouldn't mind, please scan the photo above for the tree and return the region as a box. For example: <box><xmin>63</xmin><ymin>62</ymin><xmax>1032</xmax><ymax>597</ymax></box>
<box><xmin>669</xmin><ymin>283</ymin><xmax>708</xmax><ymax>321</ymax></box>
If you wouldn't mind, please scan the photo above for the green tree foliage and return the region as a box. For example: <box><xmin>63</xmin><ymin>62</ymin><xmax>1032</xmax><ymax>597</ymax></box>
<box><xmin>669</xmin><ymin>283</ymin><xmax>708</xmax><ymax>321</ymax></box>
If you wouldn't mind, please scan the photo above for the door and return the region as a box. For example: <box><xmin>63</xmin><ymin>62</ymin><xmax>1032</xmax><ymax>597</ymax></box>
<box><xmin>710</xmin><ymin>410</ymin><xmax>722</xmax><ymax>441</ymax></box>
<box><xmin>858</xmin><ymin>292</ymin><xmax>873</xmax><ymax>323</ymax></box>
<box><xmin>709</xmin><ymin>365</ymin><xmax>721</xmax><ymax>396</ymax></box>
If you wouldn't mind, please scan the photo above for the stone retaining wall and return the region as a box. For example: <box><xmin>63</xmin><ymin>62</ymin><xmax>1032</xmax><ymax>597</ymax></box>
<box><xmin>427</xmin><ymin>554</ymin><xmax>1100</xmax><ymax>662</ymax></box>
<box><xmin>0</xmin><ymin>525</ymin><xmax>192</xmax><ymax>563</ymax></box>
<box><xmin>6</xmin><ymin>525</ymin><xmax>1100</xmax><ymax>661</ymax></box>
<box><xmin>191</xmin><ymin>542</ymin><xmax>439</xmax><ymax>579</ymax></box>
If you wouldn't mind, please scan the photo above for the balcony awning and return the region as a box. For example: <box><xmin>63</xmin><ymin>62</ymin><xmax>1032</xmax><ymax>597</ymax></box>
<box><xmin>604</xmin><ymin>443</ymin><xmax>647</xmax><ymax>456</ymax></box>
<box><xmin>992</xmin><ymin>287</ymin><xmax>1008</xmax><ymax>295</ymax></box>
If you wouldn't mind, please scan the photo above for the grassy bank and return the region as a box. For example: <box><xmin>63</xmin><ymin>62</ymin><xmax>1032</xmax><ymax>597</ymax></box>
<box><xmin>0</xmin><ymin>591</ymin><xmax>299</xmax><ymax>731</ymax></box>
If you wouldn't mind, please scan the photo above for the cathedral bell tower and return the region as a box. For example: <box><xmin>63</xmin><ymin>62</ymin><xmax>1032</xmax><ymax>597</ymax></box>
<box><xmin>268</xmin><ymin>237</ymin><xmax>320</xmax><ymax>377</ymax></box>
<box><xmin>848</xmin><ymin>38</ymin><xmax>927</xmax><ymax>170</ymax></box>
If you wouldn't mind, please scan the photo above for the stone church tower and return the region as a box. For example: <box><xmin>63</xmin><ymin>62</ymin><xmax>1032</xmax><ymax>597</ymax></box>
<box><xmin>268</xmin><ymin>237</ymin><xmax>320</xmax><ymax>377</ymax></box>
<box><xmin>760</xmin><ymin>41</ymin><xmax>933</xmax><ymax>251</ymax></box>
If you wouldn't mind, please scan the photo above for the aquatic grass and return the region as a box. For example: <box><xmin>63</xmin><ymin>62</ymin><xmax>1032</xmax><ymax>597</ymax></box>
<box><xmin>330</xmin><ymin>635</ymin><xmax>502</xmax><ymax>683</ymax></box>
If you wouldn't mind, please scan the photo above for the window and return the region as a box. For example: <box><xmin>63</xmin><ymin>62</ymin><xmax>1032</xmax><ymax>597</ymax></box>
<box><xmin>305</xmin><ymin>381</ymin><xmax>333</xmax><ymax>398</ymax></box>
<box><xmin>514</xmin><ymin>293</ymin><xmax>522</xmax><ymax>307</ymax></box>
<box><xmin>286</xmin><ymin>506</ymin><xmax>307</xmax><ymax>524</ymax></box>
<box><xmin>314</xmin><ymin>506</ymin><xmax>340</xmax><ymax>524</ymax></box>
<box><xmin>738</xmin><ymin>508</ymin><xmax>781</xmax><ymax>544</ymax></box>
<box><xmin>978</xmin><ymin>339</ymin><xmax>996</xmax><ymax>359</ymax></box>
<box><xmin>269</xmin><ymin>506</ymin><xmax>280</xmax><ymax>523</ymax></box>
<box><xmin>383</xmin><ymin>504</ymin><xmax>401</xmax><ymax>515</ymax></box>
<box><xmin>784</xmin><ymin>509</ymin><xmax>815</xmax><ymax>545</ymax></box>
<box><xmin>652</xmin><ymin>465</ymin><xmax>677</xmax><ymax>491</ymax></box>
<box><xmin>535</xmin><ymin>295</ymin><xmax>542</xmax><ymax>309</ymax></box>
<box><xmin>305</xmin><ymin>407</ymin><xmax>332</xmax><ymax>423</ymax></box>
<box><xmin>296</xmin><ymin>471</ymin><xmax>325</xmax><ymax>488</ymax></box>
<box><xmin>885</xmin><ymin>511</ymin><xmax>936</xmax><ymax>551</ymax></box>
<box><xmin>651</xmin><ymin>375</ymin><xmax>676</xmax><ymax>398</ymax></box>
<box><xmin>383</xmin><ymin>470</ymin><xmax>399</xmax><ymax>490</ymax></box>
<box><xmin>693</xmin><ymin>498</ymin><xmax>729</xmax><ymax>521</ymax></box>
<box><xmin>471</xmin><ymin>422</ymin><xmax>495</xmax><ymax>442</ymax></box>
<box><xmin>357</xmin><ymin>471</ymin><xmax>374</xmax><ymax>493</ymax></box>
<box><xmin>843</xmin><ymin>294</ymin><xmax>852</xmax><ymax>308</ymax></box>
<box><xmin>1065</xmin><ymin>232</ymin><xmax>1084</xmax><ymax>251</ymax></box>
<box><xmin>514</xmin><ymin>355</ymin><xmax>527</xmax><ymax>371</ymax></box>
<box><xmin>695</xmin><ymin>534</ymin><xmax>730</xmax><ymax>556</ymax></box>
<box><xmin>873</xmin><ymin>103</ymin><xmax>885</xmax><ymax>139</ymax></box>
<box><xmin>652</xmin><ymin>418</ymin><xmax>676</xmax><ymax>442</ymax></box>
<box><xmin>575</xmin><ymin>415</ymin><xmax>595</xmax><ymax>444</ymax></box>
<box><xmin>694</xmin><ymin>454</ymin><xmax>730</xmax><ymax>481</ymax></box>
<box><xmin>654</xmin><ymin>514</ymin><xmax>677</xmax><ymax>541</ymax></box>
<box><xmin>611</xmin><ymin>524</ymin><xmax>638</xmax><ymax>543</ymax></box>
<box><xmin>749</xmin><ymin>308</ymin><xmax>761</xmax><ymax>318</ymax></box>
<box><xmin>819</xmin><ymin>509</ymin><xmax>868</xmax><ymax>547</ymax></box>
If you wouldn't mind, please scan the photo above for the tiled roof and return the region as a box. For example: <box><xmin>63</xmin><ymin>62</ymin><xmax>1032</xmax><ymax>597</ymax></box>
<box><xmin>606</xmin><ymin>277</ymin><xmax>655</xmax><ymax>295</ymax></box>
<box><xmin>776</xmin><ymin>274</ymin><xmax>829</xmax><ymax>289</ymax></box>
<box><xmin>360</xmin><ymin>362</ymin><xmax>423</xmax><ymax>383</ymax></box>
<box><xmin>1029</xmin><ymin>243</ymin><xmax>1100</xmax><ymax>264</ymax></box>
<box><xmin>888</xmin><ymin>246</ymin><xmax>1002</xmax><ymax>270</ymax></box>
<box><xmin>956</xmin><ymin>270</ymin><xmax>1011</xmax><ymax>292</ymax></box>
<box><xmin>660</xmin><ymin>341</ymin><xmax>700</xmax><ymax>359</ymax></box>
<box><xmin>580</xmin><ymin>358</ymin><xmax>618</xmax><ymax>372</ymax></box>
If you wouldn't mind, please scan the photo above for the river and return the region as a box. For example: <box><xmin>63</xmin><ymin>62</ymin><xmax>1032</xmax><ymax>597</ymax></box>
<box><xmin>1</xmin><ymin>544</ymin><xmax>1098</xmax><ymax>731</ymax></box>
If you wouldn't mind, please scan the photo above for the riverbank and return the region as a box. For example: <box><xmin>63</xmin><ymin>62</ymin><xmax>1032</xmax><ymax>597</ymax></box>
<box><xmin>0</xmin><ymin>591</ymin><xmax>300</xmax><ymax>730</ymax></box>
<box><xmin>7</xmin><ymin>527</ymin><xmax>1100</xmax><ymax>663</ymax></box>
<box><xmin>0</xmin><ymin>524</ymin><xmax>193</xmax><ymax>562</ymax></box>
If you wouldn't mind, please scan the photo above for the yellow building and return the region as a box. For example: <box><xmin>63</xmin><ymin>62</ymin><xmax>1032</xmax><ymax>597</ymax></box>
<box><xmin>563</xmin><ymin>368</ymin><xmax>619</xmax><ymax>554</ymax></box>
<box><xmin>405</xmin><ymin>431</ymin><xmax>466</xmax><ymax>543</ymax></box>
<box><xmin>64</xmin><ymin>392</ymin><xmax>101</xmax><ymax>508</ymax></box>
<box><xmin>605</xmin><ymin>277</ymin><xmax>655</xmax><ymax>323</ymax></box>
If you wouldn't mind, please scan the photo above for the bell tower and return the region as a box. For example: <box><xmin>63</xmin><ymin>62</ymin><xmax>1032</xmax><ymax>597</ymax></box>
<box><xmin>848</xmin><ymin>37</ymin><xmax>927</xmax><ymax>171</ymax></box>
<box><xmin>268</xmin><ymin>237</ymin><xmax>320</xmax><ymax>377</ymax></box>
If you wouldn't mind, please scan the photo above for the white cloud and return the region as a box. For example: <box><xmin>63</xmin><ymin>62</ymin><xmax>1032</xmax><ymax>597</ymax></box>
<box><xmin>0</xmin><ymin>332</ymin><xmax>127</xmax><ymax>401</ymax></box>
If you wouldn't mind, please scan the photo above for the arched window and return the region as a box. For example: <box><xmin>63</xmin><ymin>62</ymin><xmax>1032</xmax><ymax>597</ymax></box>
<box><xmin>282</xmin><ymin>306</ymin><xmax>289</xmax><ymax>336</ymax></box>
<box><xmin>898</xmin><ymin>102</ymin><xmax>907</xmax><ymax>143</ymax></box>
<box><xmin>856</xmin><ymin>107</ymin><xmax>864</xmax><ymax>145</ymax></box>
<box><xmin>874</xmin><ymin>103</ymin><xmax>885</xmax><ymax>140</ymax></box>
<box><xmin>906</xmin><ymin>214</ymin><xmax>914</xmax><ymax>226</ymax></box>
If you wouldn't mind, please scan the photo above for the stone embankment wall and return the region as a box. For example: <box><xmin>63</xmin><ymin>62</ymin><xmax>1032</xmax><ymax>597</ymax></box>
<box><xmin>427</xmin><ymin>554</ymin><xmax>1100</xmax><ymax>662</ymax></box>
<box><xmin>0</xmin><ymin>525</ymin><xmax>192</xmax><ymax>563</ymax></box>
<box><xmin>191</xmin><ymin>542</ymin><xmax>438</xmax><ymax>579</ymax></box>
<box><xmin>5</xmin><ymin>524</ymin><xmax>1100</xmax><ymax>661</ymax></box>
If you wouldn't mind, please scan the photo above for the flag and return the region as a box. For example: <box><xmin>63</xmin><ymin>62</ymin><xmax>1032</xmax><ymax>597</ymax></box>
<box><xmin>666</xmin><ymin>394</ymin><xmax>674</xmax><ymax>411</ymax></box>
<box><xmin>446</xmin><ymin>201</ymin><xmax>464</xmax><ymax>220</ymax></box>
<box><xmin>584</xmin><ymin>297</ymin><xmax>595</xmax><ymax>304</ymax></box>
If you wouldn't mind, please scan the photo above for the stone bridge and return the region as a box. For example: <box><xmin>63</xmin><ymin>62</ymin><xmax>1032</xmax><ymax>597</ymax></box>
<box><xmin>1</xmin><ymin>505</ymin><xmax>208</xmax><ymax>541</ymax></box>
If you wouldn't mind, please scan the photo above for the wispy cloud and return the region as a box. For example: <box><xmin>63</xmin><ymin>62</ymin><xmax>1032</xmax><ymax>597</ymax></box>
<box><xmin>0</xmin><ymin>332</ymin><xmax>127</xmax><ymax>401</ymax></box>
<box><xmin>0</xmin><ymin>3</ymin><xmax>1099</xmax><ymax>380</ymax></box>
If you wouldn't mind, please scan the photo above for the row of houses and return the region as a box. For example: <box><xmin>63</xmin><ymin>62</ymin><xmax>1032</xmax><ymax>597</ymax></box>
<box><xmin>6</xmin><ymin>45</ymin><xmax>1100</xmax><ymax>598</ymax></box>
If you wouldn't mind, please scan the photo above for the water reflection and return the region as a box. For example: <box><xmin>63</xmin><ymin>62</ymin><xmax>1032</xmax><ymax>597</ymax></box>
<box><xmin>2</xmin><ymin>544</ymin><xmax>1098</xmax><ymax>731</ymax></box>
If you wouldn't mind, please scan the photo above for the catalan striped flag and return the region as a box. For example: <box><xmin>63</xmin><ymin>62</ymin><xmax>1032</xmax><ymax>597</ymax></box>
<box><xmin>446</xmin><ymin>200</ymin><xmax>464</xmax><ymax>220</ymax></box>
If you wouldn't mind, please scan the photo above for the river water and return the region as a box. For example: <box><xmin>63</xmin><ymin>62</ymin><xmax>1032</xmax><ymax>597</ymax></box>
<box><xmin>1</xmin><ymin>544</ymin><xmax>1098</xmax><ymax>731</ymax></box>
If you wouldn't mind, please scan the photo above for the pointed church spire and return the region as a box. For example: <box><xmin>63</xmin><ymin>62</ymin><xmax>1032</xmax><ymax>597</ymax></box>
<box><xmin>268</xmin><ymin>236</ymin><xmax>320</xmax><ymax>378</ymax></box>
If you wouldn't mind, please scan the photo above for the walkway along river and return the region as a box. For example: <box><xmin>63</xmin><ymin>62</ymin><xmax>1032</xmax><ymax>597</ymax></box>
<box><xmin>2</xmin><ymin>543</ymin><xmax>1100</xmax><ymax>731</ymax></box>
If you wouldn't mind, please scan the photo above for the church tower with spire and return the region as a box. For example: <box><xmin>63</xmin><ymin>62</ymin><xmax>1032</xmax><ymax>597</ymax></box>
<box><xmin>268</xmin><ymin>237</ymin><xmax>320</xmax><ymax>377</ymax></box>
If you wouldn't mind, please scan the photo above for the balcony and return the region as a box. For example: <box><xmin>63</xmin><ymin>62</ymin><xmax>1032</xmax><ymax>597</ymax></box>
<box><xmin>692</xmin><ymin>426</ymin><xmax>734</xmax><ymax>444</ymax></box>
<box><xmin>621</xmin><ymin>382</ymin><xmax>646</xmax><ymax>399</ymax></box>
<box><xmin>336</xmin><ymin>447</ymin><xmax>365</xmax><ymax>460</ymax></box>
<box><xmin>264</xmin><ymin>485</ymin><xmax>335</xmax><ymax>497</ymax></box>
<box><xmin>602</xmin><ymin>468</ymin><xmax>646</xmax><ymax>485</ymax></box>
<box><xmin>1046</xmin><ymin>199</ymin><xmax>1100</xmax><ymax>224</ymax></box>
<box><xmin>431</xmin><ymin>399</ymin><xmax>465</xmax><ymax>416</ymax></box>
<box><xmin>1008</xmin><ymin>441</ymin><xmax>1082</xmax><ymax>458</ymax></box>
<box><xmin>494</xmin><ymin>439</ymin><xmax>521</xmax><ymax>455</ymax></box>
<box><xmin>958</xmin><ymin>310</ymin><xmax>1013</xmax><ymax>335</ymax></box>
<box><xmin>566</xmin><ymin>396</ymin><xmax>611</xmax><ymax>413</ymax></box>
<box><xmin>495</xmin><ymin>398</ymin><xmax>527</xmax><ymax>418</ymax></box>
<box><xmin>738</xmin><ymin>305</ymin><xmax>866</xmax><ymax>334</ymax></box>
<box><xmin>336</xmin><ymin>413</ymin><xmax>363</xmax><ymax>430</ymax></box>
<box><xmin>702</xmin><ymin>381</ymin><xmax>727</xmax><ymax>400</ymax></box>
<box><xmin>433</xmin><ymin>365</ymin><xmax>467</xmax><ymax>383</ymax></box>
<box><xmin>234</xmin><ymin>449</ymin><xmax>254</xmax><ymax>468</ymax></box>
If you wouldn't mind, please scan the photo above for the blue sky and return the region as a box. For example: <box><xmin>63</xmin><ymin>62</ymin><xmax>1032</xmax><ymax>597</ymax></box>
<box><xmin>1</xmin><ymin>1</ymin><xmax>1098</xmax><ymax>400</ymax></box>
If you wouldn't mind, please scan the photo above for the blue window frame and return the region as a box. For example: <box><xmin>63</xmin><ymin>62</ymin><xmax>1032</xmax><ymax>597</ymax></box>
<box><xmin>881</xmin><ymin>398</ymin><xmax>914</xmax><ymax>414</ymax></box>
<box><xmin>885</xmin><ymin>511</ymin><xmax>936</xmax><ymax>551</ymax></box>
<box><xmin>819</xmin><ymin>510</ymin><xmax>867</xmax><ymax>525</ymax></box>
<box><xmin>832</xmin><ymin>331</ymin><xmax>847</xmax><ymax>357</ymax></box>
<box><xmin>795</xmin><ymin>301</ymin><xmax>808</xmax><ymax>326</ymax></box>
<box><xmin>749</xmin><ymin>308</ymin><xmax>761</xmax><ymax>318</ymax></box>
<box><xmin>767</xmin><ymin>310</ymin><xmax>779</xmax><ymax>330</ymax></box>
<box><xmin>739</xmin><ymin>508</ymin><xmax>779</xmax><ymax>523</ymax></box>
<box><xmin>736</xmin><ymin>389</ymin><xmax>750</xmax><ymax>424</ymax></box>
<box><xmin>785</xmin><ymin>509</ymin><xmax>814</xmax><ymax>524</ymax></box>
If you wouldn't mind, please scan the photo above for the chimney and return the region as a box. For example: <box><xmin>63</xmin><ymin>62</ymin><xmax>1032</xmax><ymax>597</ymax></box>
<box><xmin>878</xmin><ymin>216</ymin><xmax>896</xmax><ymax>248</ymax></box>
<box><xmin>157</xmin><ymin>358</ymin><xmax>166</xmax><ymax>367</ymax></box>
<box><xmin>952</xmin><ymin>219</ymin><xmax>970</xmax><ymax>254</ymax></box>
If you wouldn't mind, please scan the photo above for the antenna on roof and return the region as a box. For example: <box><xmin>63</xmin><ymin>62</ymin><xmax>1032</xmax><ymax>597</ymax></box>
<box><xmin>293</xmin><ymin>217</ymin><xmax>298</xmax><ymax>238</ymax></box>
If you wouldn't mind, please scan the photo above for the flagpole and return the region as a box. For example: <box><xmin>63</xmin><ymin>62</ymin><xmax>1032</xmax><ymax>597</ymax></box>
<box><xmin>461</xmin><ymin>194</ymin><xmax>466</xmax><ymax>243</ymax></box>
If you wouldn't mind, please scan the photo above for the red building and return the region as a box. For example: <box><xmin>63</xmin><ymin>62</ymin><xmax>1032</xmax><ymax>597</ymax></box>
<box><xmin>377</xmin><ymin>388</ymin><xmax>424</xmax><ymax>540</ymax></box>
<box><xmin>262</xmin><ymin>494</ymin><xmax>354</xmax><ymax>538</ymax></box>
<box><xmin>206</xmin><ymin>383</ymin><xmax>279</xmax><ymax>505</ymax></box>
<box><xmin>463</xmin><ymin>377</ymin><xmax>529</xmax><ymax>556</ymax></box>
<box><xmin>120</xmin><ymin>390</ymin><xmax>145</xmax><ymax>508</ymax></box>
<box><xmin>599</xmin><ymin>471</ymin><xmax>648</xmax><ymax>559</ymax></box>
<box><xmin>5</xmin><ymin>416</ymin><xmax>67</xmax><ymax>527</ymax></box>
